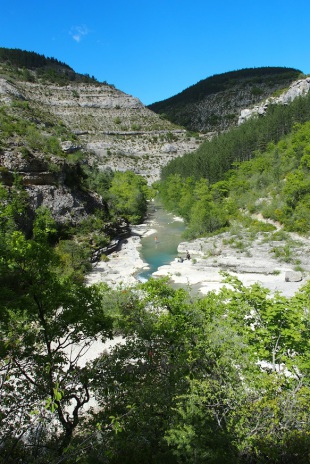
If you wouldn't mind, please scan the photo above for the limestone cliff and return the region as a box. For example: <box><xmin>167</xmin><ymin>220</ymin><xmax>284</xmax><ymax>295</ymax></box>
<box><xmin>0</xmin><ymin>73</ymin><xmax>199</xmax><ymax>185</ymax></box>
<box><xmin>0</xmin><ymin>57</ymin><xmax>199</xmax><ymax>231</ymax></box>
<box><xmin>238</xmin><ymin>77</ymin><xmax>310</xmax><ymax>124</ymax></box>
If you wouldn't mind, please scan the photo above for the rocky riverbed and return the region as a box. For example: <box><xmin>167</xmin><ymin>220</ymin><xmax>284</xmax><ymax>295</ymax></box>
<box><xmin>85</xmin><ymin>224</ymin><xmax>153</xmax><ymax>288</ymax></box>
<box><xmin>86</xmin><ymin>216</ymin><xmax>310</xmax><ymax>298</ymax></box>
<box><xmin>153</xmin><ymin>229</ymin><xmax>310</xmax><ymax>297</ymax></box>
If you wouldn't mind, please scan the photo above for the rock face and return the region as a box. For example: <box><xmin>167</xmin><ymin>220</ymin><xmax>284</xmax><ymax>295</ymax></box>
<box><xmin>26</xmin><ymin>185</ymin><xmax>106</xmax><ymax>226</ymax></box>
<box><xmin>0</xmin><ymin>150</ymin><xmax>108</xmax><ymax>227</ymax></box>
<box><xmin>0</xmin><ymin>77</ymin><xmax>24</xmax><ymax>103</ymax></box>
<box><xmin>238</xmin><ymin>78</ymin><xmax>310</xmax><ymax>125</ymax></box>
<box><xmin>0</xmin><ymin>76</ymin><xmax>200</xmax><ymax>185</ymax></box>
<box><xmin>17</xmin><ymin>82</ymin><xmax>149</xmax><ymax>130</ymax></box>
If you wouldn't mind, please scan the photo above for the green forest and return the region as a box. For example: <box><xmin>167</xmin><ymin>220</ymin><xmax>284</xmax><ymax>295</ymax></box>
<box><xmin>149</xmin><ymin>67</ymin><xmax>301</xmax><ymax>109</ymax></box>
<box><xmin>0</xmin><ymin>48</ymin><xmax>100</xmax><ymax>85</ymax></box>
<box><xmin>1</xmin><ymin>49</ymin><xmax>310</xmax><ymax>463</ymax></box>
<box><xmin>159</xmin><ymin>93</ymin><xmax>310</xmax><ymax>238</ymax></box>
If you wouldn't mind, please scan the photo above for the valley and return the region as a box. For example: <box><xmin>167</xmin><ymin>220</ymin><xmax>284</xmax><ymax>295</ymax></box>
<box><xmin>2</xmin><ymin>48</ymin><xmax>310</xmax><ymax>463</ymax></box>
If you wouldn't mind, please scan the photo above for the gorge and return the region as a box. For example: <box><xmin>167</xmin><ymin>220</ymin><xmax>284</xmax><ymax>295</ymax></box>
<box><xmin>2</xmin><ymin>48</ymin><xmax>310</xmax><ymax>464</ymax></box>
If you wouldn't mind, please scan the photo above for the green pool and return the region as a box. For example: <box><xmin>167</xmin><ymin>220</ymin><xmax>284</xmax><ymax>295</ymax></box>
<box><xmin>137</xmin><ymin>202</ymin><xmax>185</xmax><ymax>281</ymax></box>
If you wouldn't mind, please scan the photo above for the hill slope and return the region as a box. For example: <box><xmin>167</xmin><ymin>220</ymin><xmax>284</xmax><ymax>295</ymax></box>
<box><xmin>0</xmin><ymin>48</ymin><xmax>200</xmax><ymax>187</ymax></box>
<box><xmin>148</xmin><ymin>67</ymin><xmax>302</xmax><ymax>133</ymax></box>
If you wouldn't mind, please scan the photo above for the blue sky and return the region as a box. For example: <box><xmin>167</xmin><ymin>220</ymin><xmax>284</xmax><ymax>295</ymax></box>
<box><xmin>1</xmin><ymin>0</ymin><xmax>310</xmax><ymax>105</ymax></box>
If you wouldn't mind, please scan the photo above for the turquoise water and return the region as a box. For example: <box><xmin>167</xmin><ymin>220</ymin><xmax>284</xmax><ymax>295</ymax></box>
<box><xmin>137</xmin><ymin>203</ymin><xmax>185</xmax><ymax>280</ymax></box>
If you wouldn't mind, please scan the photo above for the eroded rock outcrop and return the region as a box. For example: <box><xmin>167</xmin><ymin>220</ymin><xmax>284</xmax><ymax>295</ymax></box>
<box><xmin>0</xmin><ymin>148</ymin><xmax>108</xmax><ymax>227</ymax></box>
<box><xmin>0</xmin><ymin>77</ymin><xmax>25</xmax><ymax>103</ymax></box>
<box><xmin>238</xmin><ymin>77</ymin><xmax>310</xmax><ymax>125</ymax></box>
<box><xmin>0</xmin><ymin>74</ymin><xmax>200</xmax><ymax>185</ymax></box>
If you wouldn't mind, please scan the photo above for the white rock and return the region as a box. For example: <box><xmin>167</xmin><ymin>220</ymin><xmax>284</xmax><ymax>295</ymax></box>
<box><xmin>161</xmin><ymin>144</ymin><xmax>178</xmax><ymax>153</ymax></box>
<box><xmin>238</xmin><ymin>77</ymin><xmax>310</xmax><ymax>125</ymax></box>
<box><xmin>285</xmin><ymin>271</ymin><xmax>303</xmax><ymax>282</ymax></box>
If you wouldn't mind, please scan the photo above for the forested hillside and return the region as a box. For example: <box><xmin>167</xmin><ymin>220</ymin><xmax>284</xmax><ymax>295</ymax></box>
<box><xmin>0</xmin><ymin>47</ymin><xmax>99</xmax><ymax>84</ymax></box>
<box><xmin>159</xmin><ymin>91</ymin><xmax>310</xmax><ymax>238</ymax></box>
<box><xmin>149</xmin><ymin>67</ymin><xmax>302</xmax><ymax>132</ymax></box>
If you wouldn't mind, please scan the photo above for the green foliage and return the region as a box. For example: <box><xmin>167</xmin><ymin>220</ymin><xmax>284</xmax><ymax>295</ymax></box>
<box><xmin>0</xmin><ymin>47</ymin><xmax>72</xmax><ymax>70</ymax></box>
<box><xmin>0</xmin><ymin>206</ymin><xmax>113</xmax><ymax>462</ymax></box>
<box><xmin>55</xmin><ymin>239</ymin><xmax>92</xmax><ymax>282</ymax></box>
<box><xmin>0</xmin><ymin>104</ymin><xmax>67</xmax><ymax>157</ymax></box>
<box><xmin>83</xmin><ymin>165</ymin><xmax>114</xmax><ymax>199</ymax></box>
<box><xmin>0</xmin><ymin>47</ymin><xmax>100</xmax><ymax>85</ymax></box>
<box><xmin>251</xmin><ymin>86</ymin><xmax>264</xmax><ymax>96</ymax></box>
<box><xmin>161</xmin><ymin>92</ymin><xmax>310</xmax><ymax>184</ymax></box>
<box><xmin>131</xmin><ymin>123</ymin><xmax>141</xmax><ymax>131</ymax></box>
<box><xmin>90</xmin><ymin>276</ymin><xmax>310</xmax><ymax>463</ymax></box>
<box><xmin>24</xmin><ymin>125</ymin><xmax>62</xmax><ymax>155</ymax></box>
<box><xmin>185</xmin><ymin>179</ymin><xmax>229</xmax><ymax>238</ymax></box>
<box><xmin>159</xmin><ymin>110</ymin><xmax>310</xmax><ymax>236</ymax></box>
<box><xmin>82</xmin><ymin>166</ymin><xmax>150</xmax><ymax>225</ymax></box>
<box><xmin>0</xmin><ymin>175</ymin><xmax>31</xmax><ymax>234</ymax></box>
<box><xmin>108</xmin><ymin>171</ymin><xmax>149</xmax><ymax>224</ymax></box>
<box><xmin>1</xmin><ymin>221</ymin><xmax>310</xmax><ymax>463</ymax></box>
<box><xmin>159</xmin><ymin>175</ymin><xmax>231</xmax><ymax>238</ymax></box>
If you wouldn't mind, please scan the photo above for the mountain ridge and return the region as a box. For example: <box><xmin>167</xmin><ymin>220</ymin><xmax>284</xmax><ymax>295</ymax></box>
<box><xmin>148</xmin><ymin>66</ymin><xmax>303</xmax><ymax>133</ymax></box>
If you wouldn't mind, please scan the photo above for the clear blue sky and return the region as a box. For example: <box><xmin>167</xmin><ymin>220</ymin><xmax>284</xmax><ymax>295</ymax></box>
<box><xmin>1</xmin><ymin>0</ymin><xmax>310</xmax><ymax>105</ymax></box>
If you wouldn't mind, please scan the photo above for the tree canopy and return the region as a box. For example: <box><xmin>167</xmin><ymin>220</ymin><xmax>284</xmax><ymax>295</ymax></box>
<box><xmin>2</xmin><ymin>199</ymin><xmax>310</xmax><ymax>464</ymax></box>
<box><xmin>158</xmin><ymin>96</ymin><xmax>310</xmax><ymax>238</ymax></box>
<box><xmin>2</xmin><ymin>127</ymin><xmax>310</xmax><ymax>462</ymax></box>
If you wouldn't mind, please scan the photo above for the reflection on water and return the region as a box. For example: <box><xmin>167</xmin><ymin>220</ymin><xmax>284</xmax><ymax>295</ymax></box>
<box><xmin>137</xmin><ymin>203</ymin><xmax>185</xmax><ymax>280</ymax></box>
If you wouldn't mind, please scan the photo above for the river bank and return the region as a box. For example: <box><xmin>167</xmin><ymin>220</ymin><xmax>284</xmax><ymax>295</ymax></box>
<box><xmin>153</xmin><ymin>228</ymin><xmax>310</xmax><ymax>298</ymax></box>
<box><xmin>87</xmin><ymin>217</ymin><xmax>310</xmax><ymax>298</ymax></box>
<box><xmin>85</xmin><ymin>202</ymin><xmax>185</xmax><ymax>288</ymax></box>
<box><xmin>85</xmin><ymin>227</ymin><xmax>150</xmax><ymax>288</ymax></box>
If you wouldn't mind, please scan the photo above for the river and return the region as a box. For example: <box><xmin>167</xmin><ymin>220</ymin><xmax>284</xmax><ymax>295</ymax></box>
<box><xmin>137</xmin><ymin>202</ymin><xmax>186</xmax><ymax>281</ymax></box>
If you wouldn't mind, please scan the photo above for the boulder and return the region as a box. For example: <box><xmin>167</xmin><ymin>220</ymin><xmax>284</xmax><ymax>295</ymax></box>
<box><xmin>60</xmin><ymin>141</ymin><xmax>82</xmax><ymax>153</ymax></box>
<box><xmin>161</xmin><ymin>144</ymin><xmax>177</xmax><ymax>153</ymax></box>
<box><xmin>285</xmin><ymin>271</ymin><xmax>303</xmax><ymax>282</ymax></box>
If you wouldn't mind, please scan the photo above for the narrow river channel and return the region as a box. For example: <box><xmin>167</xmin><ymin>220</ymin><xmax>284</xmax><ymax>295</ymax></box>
<box><xmin>137</xmin><ymin>202</ymin><xmax>186</xmax><ymax>281</ymax></box>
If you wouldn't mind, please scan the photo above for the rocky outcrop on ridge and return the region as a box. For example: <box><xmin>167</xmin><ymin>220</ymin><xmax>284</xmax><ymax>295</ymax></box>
<box><xmin>238</xmin><ymin>77</ymin><xmax>310</xmax><ymax>124</ymax></box>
